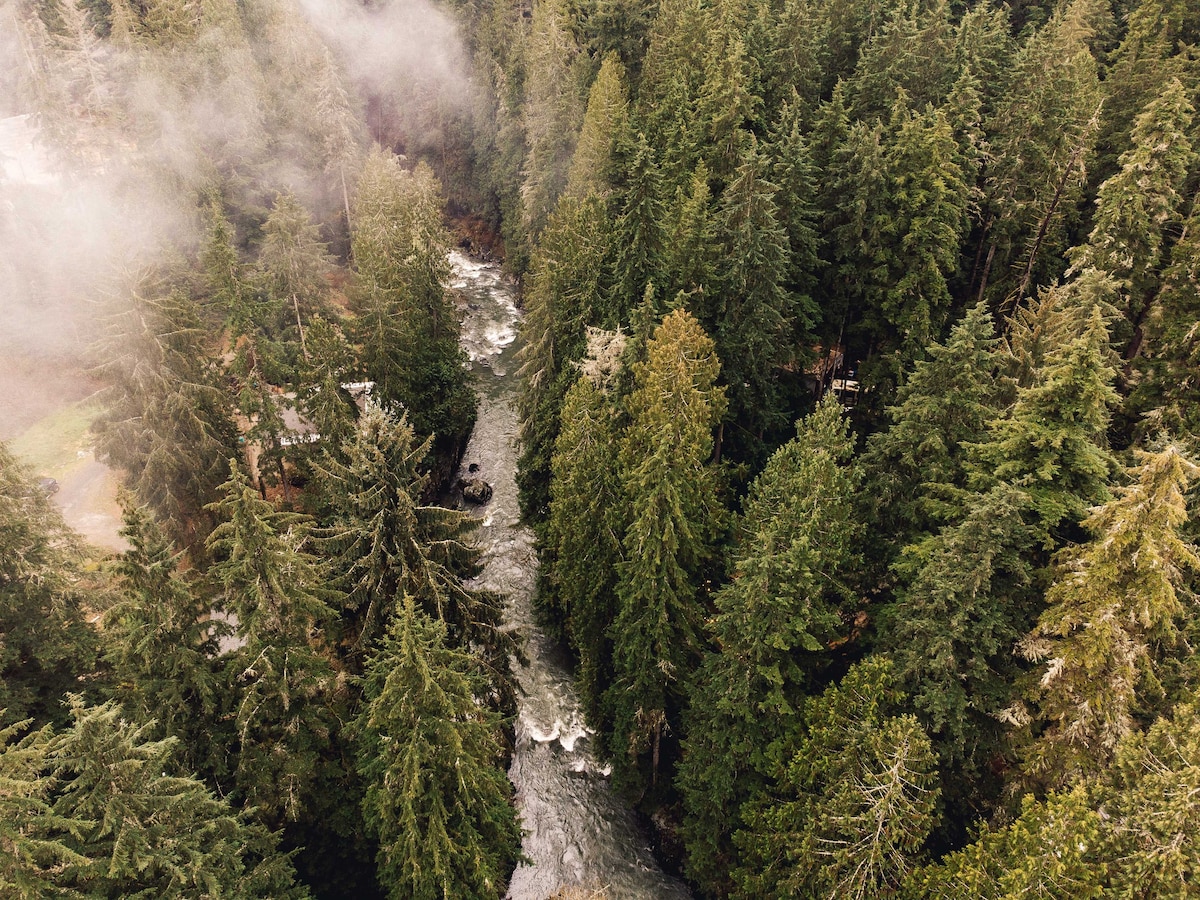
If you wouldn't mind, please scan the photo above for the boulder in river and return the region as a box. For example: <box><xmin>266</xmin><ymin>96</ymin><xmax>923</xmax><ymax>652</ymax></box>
<box><xmin>461</xmin><ymin>477</ymin><xmax>493</xmax><ymax>505</ymax></box>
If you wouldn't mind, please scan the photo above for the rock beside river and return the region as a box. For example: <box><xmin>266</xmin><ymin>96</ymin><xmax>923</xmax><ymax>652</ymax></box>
<box><xmin>461</xmin><ymin>476</ymin><xmax>493</xmax><ymax>505</ymax></box>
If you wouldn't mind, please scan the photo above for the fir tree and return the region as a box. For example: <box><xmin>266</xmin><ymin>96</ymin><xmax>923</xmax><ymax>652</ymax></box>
<box><xmin>733</xmin><ymin>658</ymin><xmax>940</xmax><ymax>900</ymax></box>
<box><xmin>1020</xmin><ymin>444</ymin><xmax>1200</xmax><ymax>786</ymax></box>
<box><xmin>607</xmin><ymin>309</ymin><xmax>726</xmax><ymax>791</ymax></box>
<box><xmin>678</xmin><ymin>394</ymin><xmax>860</xmax><ymax>896</ymax></box>
<box><xmin>205</xmin><ymin>462</ymin><xmax>338</xmax><ymax>824</ymax></box>
<box><xmin>355</xmin><ymin>595</ymin><xmax>521</xmax><ymax>900</ymax></box>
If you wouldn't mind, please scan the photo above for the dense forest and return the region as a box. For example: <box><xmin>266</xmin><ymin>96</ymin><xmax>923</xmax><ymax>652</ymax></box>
<box><xmin>2</xmin><ymin>0</ymin><xmax>1200</xmax><ymax>897</ymax></box>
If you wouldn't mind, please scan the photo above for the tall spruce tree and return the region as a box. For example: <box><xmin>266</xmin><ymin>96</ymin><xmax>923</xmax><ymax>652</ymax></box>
<box><xmin>678</xmin><ymin>394</ymin><xmax>860</xmax><ymax>896</ymax></box>
<box><xmin>205</xmin><ymin>462</ymin><xmax>338</xmax><ymax>824</ymax></box>
<box><xmin>355</xmin><ymin>595</ymin><xmax>521</xmax><ymax>900</ymax></box>
<box><xmin>733</xmin><ymin>658</ymin><xmax>940</xmax><ymax>900</ymax></box>
<box><xmin>1019</xmin><ymin>444</ymin><xmax>1200</xmax><ymax>787</ymax></box>
<box><xmin>607</xmin><ymin>309</ymin><xmax>726</xmax><ymax>791</ymax></box>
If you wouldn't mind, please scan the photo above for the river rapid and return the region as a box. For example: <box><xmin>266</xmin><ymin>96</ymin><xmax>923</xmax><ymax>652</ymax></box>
<box><xmin>450</xmin><ymin>252</ymin><xmax>692</xmax><ymax>900</ymax></box>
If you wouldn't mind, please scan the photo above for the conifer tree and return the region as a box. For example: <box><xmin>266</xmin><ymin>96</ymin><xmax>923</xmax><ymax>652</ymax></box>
<box><xmin>1067</xmin><ymin>78</ymin><xmax>1195</xmax><ymax>356</ymax></box>
<box><xmin>610</xmin><ymin>133</ymin><xmax>668</xmax><ymax>322</ymax></box>
<box><xmin>563</xmin><ymin>52</ymin><xmax>629</xmax><ymax>201</ymax></box>
<box><xmin>93</xmin><ymin>274</ymin><xmax>239</xmax><ymax>552</ymax></box>
<box><xmin>295</xmin><ymin>316</ymin><xmax>359</xmax><ymax>461</ymax></box>
<box><xmin>1019</xmin><ymin>444</ymin><xmax>1200</xmax><ymax>786</ymax></box>
<box><xmin>257</xmin><ymin>190</ymin><xmax>334</xmax><ymax>353</ymax></box>
<box><xmin>972</xmin><ymin>305</ymin><xmax>1118</xmax><ymax>549</ymax></box>
<box><xmin>0</xmin><ymin>698</ymin><xmax>308</xmax><ymax>898</ymax></box>
<box><xmin>351</xmin><ymin>151</ymin><xmax>474</xmax><ymax>457</ymax></box>
<box><xmin>355</xmin><ymin>595</ymin><xmax>521</xmax><ymax>900</ymax></box>
<box><xmin>859</xmin><ymin>303</ymin><xmax>1006</xmax><ymax>575</ymax></box>
<box><xmin>733</xmin><ymin>658</ymin><xmax>940</xmax><ymax>900</ymax></box>
<box><xmin>206</xmin><ymin>462</ymin><xmax>338</xmax><ymax>824</ymax></box>
<box><xmin>678</xmin><ymin>394</ymin><xmax>860</xmax><ymax>895</ymax></box>
<box><xmin>712</xmin><ymin>141</ymin><xmax>810</xmax><ymax>461</ymax></box>
<box><xmin>103</xmin><ymin>504</ymin><xmax>223</xmax><ymax>767</ymax></box>
<box><xmin>607</xmin><ymin>309</ymin><xmax>726</xmax><ymax>791</ymax></box>
<box><xmin>1136</xmin><ymin>195</ymin><xmax>1200</xmax><ymax>438</ymax></box>
<box><xmin>545</xmin><ymin>375</ymin><xmax>624</xmax><ymax>727</ymax></box>
<box><xmin>516</xmin><ymin>195</ymin><xmax>613</xmax><ymax>523</ymax></box>
<box><xmin>0</xmin><ymin>443</ymin><xmax>95</xmax><ymax>728</ymax></box>
<box><xmin>315</xmin><ymin>401</ymin><xmax>512</xmax><ymax>704</ymax></box>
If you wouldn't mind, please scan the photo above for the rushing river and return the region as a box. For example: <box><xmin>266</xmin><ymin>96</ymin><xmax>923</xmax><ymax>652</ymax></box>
<box><xmin>450</xmin><ymin>252</ymin><xmax>692</xmax><ymax>900</ymax></box>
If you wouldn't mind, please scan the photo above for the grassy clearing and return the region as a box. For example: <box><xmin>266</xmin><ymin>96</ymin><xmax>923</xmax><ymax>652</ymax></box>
<box><xmin>9</xmin><ymin>396</ymin><xmax>104</xmax><ymax>478</ymax></box>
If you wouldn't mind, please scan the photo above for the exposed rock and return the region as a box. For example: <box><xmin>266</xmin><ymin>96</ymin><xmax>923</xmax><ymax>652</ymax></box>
<box><xmin>461</xmin><ymin>476</ymin><xmax>493</xmax><ymax>505</ymax></box>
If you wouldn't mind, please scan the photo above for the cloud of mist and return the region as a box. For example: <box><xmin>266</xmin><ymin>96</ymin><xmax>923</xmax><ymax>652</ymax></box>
<box><xmin>297</xmin><ymin>0</ymin><xmax>474</xmax><ymax>111</ymax></box>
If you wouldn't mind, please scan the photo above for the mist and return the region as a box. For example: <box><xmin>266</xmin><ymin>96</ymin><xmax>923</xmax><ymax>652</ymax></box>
<box><xmin>0</xmin><ymin>0</ymin><xmax>477</xmax><ymax>439</ymax></box>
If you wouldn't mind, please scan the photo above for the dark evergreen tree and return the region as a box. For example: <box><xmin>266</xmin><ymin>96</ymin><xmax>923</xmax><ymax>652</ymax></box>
<box><xmin>678</xmin><ymin>394</ymin><xmax>860</xmax><ymax>896</ymax></box>
<box><xmin>205</xmin><ymin>462</ymin><xmax>338</xmax><ymax>824</ymax></box>
<box><xmin>607</xmin><ymin>309</ymin><xmax>726</xmax><ymax>792</ymax></box>
<box><xmin>733</xmin><ymin>658</ymin><xmax>940</xmax><ymax>900</ymax></box>
<box><xmin>355</xmin><ymin>595</ymin><xmax>521</xmax><ymax>900</ymax></box>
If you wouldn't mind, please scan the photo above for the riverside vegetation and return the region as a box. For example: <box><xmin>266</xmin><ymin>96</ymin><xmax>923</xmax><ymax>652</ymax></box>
<box><xmin>2</xmin><ymin>0</ymin><xmax>1200</xmax><ymax>898</ymax></box>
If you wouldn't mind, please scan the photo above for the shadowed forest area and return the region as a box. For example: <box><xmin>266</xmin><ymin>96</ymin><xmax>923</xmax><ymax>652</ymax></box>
<box><xmin>2</xmin><ymin>0</ymin><xmax>1200</xmax><ymax>898</ymax></box>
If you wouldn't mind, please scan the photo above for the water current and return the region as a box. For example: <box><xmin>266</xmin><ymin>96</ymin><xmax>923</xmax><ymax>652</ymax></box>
<box><xmin>450</xmin><ymin>252</ymin><xmax>692</xmax><ymax>900</ymax></box>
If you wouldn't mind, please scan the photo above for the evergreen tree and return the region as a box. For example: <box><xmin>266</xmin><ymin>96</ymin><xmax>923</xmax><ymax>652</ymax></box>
<box><xmin>351</xmin><ymin>151</ymin><xmax>474</xmax><ymax>459</ymax></box>
<box><xmin>205</xmin><ymin>462</ymin><xmax>338</xmax><ymax>824</ymax></box>
<box><xmin>93</xmin><ymin>273</ymin><xmax>239</xmax><ymax>553</ymax></box>
<box><xmin>1068</xmin><ymin>78</ymin><xmax>1195</xmax><ymax>356</ymax></box>
<box><xmin>0</xmin><ymin>443</ymin><xmax>96</xmax><ymax>729</ymax></box>
<box><xmin>516</xmin><ymin>194</ymin><xmax>613</xmax><ymax>523</ymax></box>
<box><xmin>315</xmin><ymin>400</ymin><xmax>512</xmax><ymax>704</ymax></box>
<box><xmin>102</xmin><ymin>504</ymin><xmax>223</xmax><ymax>769</ymax></box>
<box><xmin>0</xmin><ymin>697</ymin><xmax>307</xmax><ymax>898</ymax></box>
<box><xmin>545</xmin><ymin>375</ymin><xmax>624</xmax><ymax>727</ymax></box>
<box><xmin>733</xmin><ymin>658</ymin><xmax>940</xmax><ymax>900</ymax></box>
<box><xmin>678</xmin><ymin>394</ymin><xmax>860</xmax><ymax>896</ymax></box>
<box><xmin>257</xmin><ymin>190</ymin><xmax>335</xmax><ymax>354</ymax></box>
<box><xmin>609</xmin><ymin>132</ymin><xmax>668</xmax><ymax>322</ymax></box>
<box><xmin>971</xmin><ymin>305</ymin><xmax>1119</xmax><ymax>549</ymax></box>
<box><xmin>355</xmin><ymin>595</ymin><xmax>521</xmax><ymax>900</ymax></box>
<box><xmin>1136</xmin><ymin>194</ymin><xmax>1200</xmax><ymax>438</ymax></box>
<box><xmin>858</xmin><ymin>303</ymin><xmax>1006</xmax><ymax>576</ymax></box>
<box><xmin>607</xmin><ymin>309</ymin><xmax>726</xmax><ymax>791</ymax></box>
<box><xmin>712</xmin><ymin>141</ymin><xmax>811</xmax><ymax>462</ymax></box>
<box><xmin>563</xmin><ymin>51</ymin><xmax>629</xmax><ymax>201</ymax></box>
<box><xmin>1019</xmin><ymin>444</ymin><xmax>1200</xmax><ymax>787</ymax></box>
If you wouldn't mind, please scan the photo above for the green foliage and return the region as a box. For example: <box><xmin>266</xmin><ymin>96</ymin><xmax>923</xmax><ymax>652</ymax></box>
<box><xmin>351</xmin><ymin>151</ymin><xmax>475</xmax><ymax>455</ymax></box>
<box><xmin>0</xmin><ymin>443</ymin><xmax>96</xmax><ymax>729</ymax></box>
<box><xmin>1019</xmin><ymin>444</ymin><xmax>1200</xmax><ymax>786</ymax></box>
<box><xmin>545</xmin><ymin>376</ymin><xmax>624</xmax><ymax>727</ymax></box>
<box><xmin>356</xmin><ymin>596</ymin><xmax>521</xmax><ymax>900</ymax></box>
<box><xmin>678</xmin><ymin>393</ymin><xmax>860</xmax><ymax>895</ymax></box>
<box><xmin>205</xmin><ymin>461</ymin><xmax>338</xmax><ymax>824</ymax></box>
<box><xmin>0</xmin><ymin>697</ymin><xmax>307</xmax><ymax>899</ymax></box>
<box><xmin>607</xmin><ymin>309</ymin><xmax>726</xmax><ymax>791</ymax></box>
<box><xmin>734</xmin><ymin>658</ymin><xmax>940</xmax><ymax>900</ymax></box>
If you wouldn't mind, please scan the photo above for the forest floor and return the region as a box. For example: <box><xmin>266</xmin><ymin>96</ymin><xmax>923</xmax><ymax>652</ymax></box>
<box><xmin>2</xmin><ymin>350</ymin><xmax>125</xmax><ymax>552</ymax></box>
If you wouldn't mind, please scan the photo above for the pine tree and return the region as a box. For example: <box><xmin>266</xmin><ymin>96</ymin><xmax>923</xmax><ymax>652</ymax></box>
<box><xmin>972</xmin><ymin>305</ymin><xmax>1118</xmax><ymax>549</ymax></box>
<box><xmin>607</xmin><ymin>309</ymin><xmax>726</xmax><ymax>791</ymax></box>
<box><xmin>102</xmin><ymin>504</ymin><xmax>223</xmax><ymax>768</ymax></box>
<box><xmin>355</xmin><ymin>595</ymin><xmax>521</xmax><ymax>900</ymax></box>
<box><xmin>315</xmin><ymin>400</ymin><xmax>512</xmax><ymax>704</ymax></box>
<box><xmin>351</xmin><ymin>151</ymin><xmax>474</xmax><ymax>457</ymax></box>
<box><xmin>678</xmin><ymin>394</ymin><xmax>860</xmax><ymax>896</ymax></box>
<box><xmin>257</xmin><ymin>190</ymin><xmax>334</xmax><ymax>354</ymax></box>
<box><xmin>858</xmin><ymin>303</ymin><xmax>1006</xmax><ymax>576</ymax></box>
<box><xmin>0</xmin><ymin>443</ymin><xmax>95</xmax><ymax>728</ymax></box>
<box><xmin>516</xmin><ymin>194</ymin><xmax>613</xmax><ymax>523</ymax></box>
<box><xmin>733</xmin><ymin>658</ymin><xmax>940</xmax><ymax>900</ymax></box>
<box><xmin>563</xmin><ymin>51</ymin><xmax>629</xmax><ymax>201</ymax></box>
<box><xmin>712</xmin><ymin>141</ymin><xmax>810</xmax><ymax>461</ymax></box>
<box><xmin>0</xmin><ymin>697</ymin><xmax>308</xmax><ymax>898</ymax></box>
<box><xmin>1020</xmin><ymin>444</ymin><xmax>1200</xmax><ymax>786</ymax></box>
<box><xmin>205</xmin><ymin>462</ymin><xmax>338</xmax><ymax>824</ymax></box>
<box><xmin>609</xmin><ymin>132</ymin><xmax>668</xmax><ymax>322</ymax></box>
<box><xmin>545</xmin><ymin>375</ymin><xmax>624</xmax><ymax>727</ymax></box>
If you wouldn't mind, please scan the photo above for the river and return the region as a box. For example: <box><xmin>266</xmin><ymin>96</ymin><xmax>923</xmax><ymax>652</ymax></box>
<box><xmin>450</xmin><ymin>252</ymin><xmax>692</xmax><ymax>900</ymax></box>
